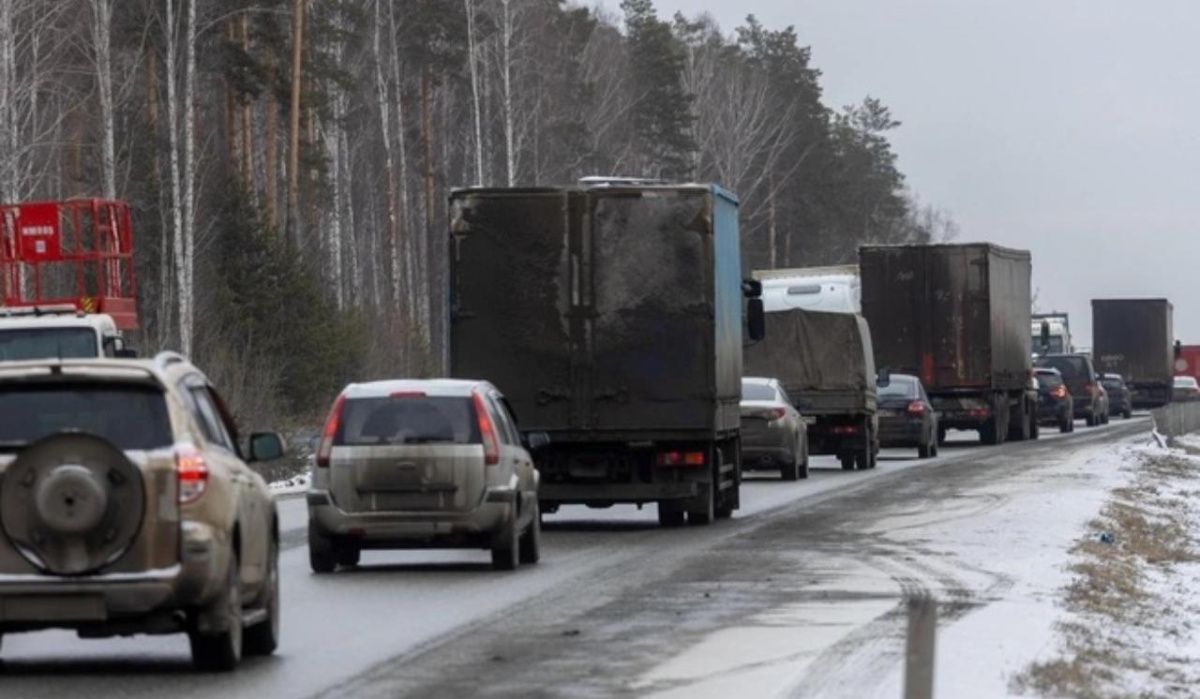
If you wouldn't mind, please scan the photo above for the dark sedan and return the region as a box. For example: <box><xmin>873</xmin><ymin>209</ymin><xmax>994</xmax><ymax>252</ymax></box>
<box><xmin>1035</xmin><ymin>367</ymin><xmax>1074</xmax><ymax>433</ymax></box>
<box><xmin>1100</xmin><ymin>374</ymin><xmax>1132</xmax><ymax>419</ymax></box>
<box><xmin>876</xmin><ymin>373</ymin><xmax>939</xmax><ymax>459</ymax></box>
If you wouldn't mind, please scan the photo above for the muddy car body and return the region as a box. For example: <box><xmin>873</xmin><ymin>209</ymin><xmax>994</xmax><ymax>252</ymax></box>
<box><xmin>0</xmin><ymin>353</ymin><xmax>283</xmax><ymax>671</ymax></box>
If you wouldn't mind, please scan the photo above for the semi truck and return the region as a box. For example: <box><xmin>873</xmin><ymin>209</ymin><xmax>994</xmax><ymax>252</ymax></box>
<box><xmin>744</xmin><ymin>308</ymin><xmax>878</xmax><ymax>470</ymax></box>
<box><xmin>1092</xmin><ymin>298</ymin><xmax>1176</xmax><ymax>409</ymax></box>
<box><xmin>860</xmin><ymin>243</ymin><xmax>1037</xmax><ymax>445</ymax></box>
<box><xmin>1032</xmin><ymin>312</ymin><xmax>1072</xmax><ymax>355</ymax></box>
<box><xmin>448</xmin><ymin>182</ymin><xmax>763</xmax><ymax>527</ymax></box>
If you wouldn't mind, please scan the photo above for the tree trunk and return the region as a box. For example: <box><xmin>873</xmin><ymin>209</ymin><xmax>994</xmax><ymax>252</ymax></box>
<box><xmin>240</xmin><ymin>13</ymin><xmax>254</xmax><ymax>196</ymax></box>
<box><xmin>180</xmin><ymin>0</ymin><xmax>197</xmax><ymax>356</ymax></box>
<box><xmin>286</xmin><ymin>0</ymin><xmax>305</xmax><ymax>247</ymax></box>
<box><xmin>501</xmin><ymin>0</ymin><xmax>516</xmax><ymax>186</ymax></box>
<box><xmin>464</xmin><ymin>0</ymin><xmax>483</xmax><ymax>186</ymax></box>
<box><xmin>265</xmin><ymin>79</ymin><xmax>279</xmax><ymax>231</ymax></box>
<box><xmin>91</xmin><ymin>0</ymin><xmax>116</xmax><ymax>198</ymax></box>
<box><xmin>372</xmin><ymin>0</ymin><xmax>401</xmax><ymax>312</ymax></box>
<box><xmin>420</xmin><ymin>65</ymin><xmax>435</xmax><ymax>358</ymax></box>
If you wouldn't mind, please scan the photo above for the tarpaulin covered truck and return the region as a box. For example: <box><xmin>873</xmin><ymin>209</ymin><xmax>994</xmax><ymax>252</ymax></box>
<box><xmin>448</xmin><ymin>183</ymin><xmax>763</xmax><ymax>526</ymax></box>
<box><xmin>860</xmin><ymin>243</ymin><xmax>1037</xmax><ymax>445</ymax></box>
<box><xmin>744</xmin><ymin>308</ymin><xmax>878</xmax><ymax>470</ymax></box>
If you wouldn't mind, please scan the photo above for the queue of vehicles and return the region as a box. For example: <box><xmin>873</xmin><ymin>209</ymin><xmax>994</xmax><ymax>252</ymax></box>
<box><xmin>0</xmin><ymin>189</ymin><xmax>1188</xmax><ymax>672</ymax></box>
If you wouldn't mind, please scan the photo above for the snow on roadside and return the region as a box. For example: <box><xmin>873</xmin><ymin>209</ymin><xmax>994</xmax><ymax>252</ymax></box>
<box><xmin>1011</xmin><ymin>440</ymin><xmax>1200</xmax><ymax>697</ymax></box>
<box><xmin>866</xmin><ymin>436</ymin><xmax>1151</xmax><ymax>699</ymax></box>
<box><xmin>269</xmin><ymin>459</ymin><xmax>312</xmax><ymax>495</ymax></box>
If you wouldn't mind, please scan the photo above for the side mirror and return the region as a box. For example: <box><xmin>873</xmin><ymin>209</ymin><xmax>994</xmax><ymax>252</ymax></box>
<box><xmin>877</xmin><ymin>367</ymin><xmax>892</xmax><ymax>388</ymax></box>
<box><xmin>104</xmin><ymin>335</ymin><xmax>138</xmax><ymax>358</ymax></box>
<box><xmin>524</xmin><ymin>431</ymin><xmax>550</xmax><ymax>451</ymax></box>
<box><xmin>747</xmin><ymin>298</ymin><xmax>765</xmax><ymax>342</ymax></box>
<box><xmin>249</xmin><ymin>432</ymin><xmax>287</xmax><ymax>462</ymax></box>
<box><xmin>1040</xmin><ymin>321</ymin><xmax>1050</xmax><ymax>351</ymax></box>
<box><xmin>1176</xmin><ymin>340</ymin><xmax>1183</xmax><ymax>359</ymax></box>
<box><xmin>742</xmin><ymin>278</ymin><xmax>763</xmax><ymax>298</ymax></box>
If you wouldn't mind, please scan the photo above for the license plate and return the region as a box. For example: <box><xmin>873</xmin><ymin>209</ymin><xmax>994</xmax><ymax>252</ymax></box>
<box><xmin>1</xmin><ymin>594</ymin><xmax>106</xmax><ymax>622</ymax></box>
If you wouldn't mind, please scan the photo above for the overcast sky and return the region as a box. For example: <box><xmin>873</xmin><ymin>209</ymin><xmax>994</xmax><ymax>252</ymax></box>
<box><xmin>600</xmin><ymin>0</ymin><xmax>1200</xmax><ymax>344</ymax></box>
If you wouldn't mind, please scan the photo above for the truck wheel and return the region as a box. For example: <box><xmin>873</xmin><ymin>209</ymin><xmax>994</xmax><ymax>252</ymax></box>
<box><xmin>839</xmin><ymin>453</ymin><xmax>855</xmax><ymax>471</ymax></box>
<box><xmin>1029</xmin><ymin>410</ymin><xmax>1040</xmax><ymax>440</ymax></box>
<box><xmin>658</xmin><ymin>503</ymin><xmax>685</xmax><ymax>527</ymax></box>
<box><xmin>1007</xmin><ymin>400</ymin><xmax>1030</xmax><ymax>442</ymax></box>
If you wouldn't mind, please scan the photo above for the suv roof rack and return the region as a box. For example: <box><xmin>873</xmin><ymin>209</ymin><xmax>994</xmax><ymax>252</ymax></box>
<box><xmin>153</xmin><ymin>351</ymin><xmax>188</xmax><ymax>371</ymax></box>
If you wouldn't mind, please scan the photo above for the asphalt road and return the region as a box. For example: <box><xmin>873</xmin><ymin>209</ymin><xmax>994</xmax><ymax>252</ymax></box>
<box><xmin>0</xmin><ymin>417</ymin><xmax>1151</xmax><ymax>697</ymax></box>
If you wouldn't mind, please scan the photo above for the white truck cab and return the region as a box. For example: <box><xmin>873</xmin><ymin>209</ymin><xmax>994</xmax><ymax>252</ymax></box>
<box><xmin>0</xmin><ymin>306</ymin><xmax>132</xmax><ymax>360</ymax></box>
<box><xmin>754</xmin><ymin>265</ymin><xmax>861</xmax><ymax>314</ymax></box>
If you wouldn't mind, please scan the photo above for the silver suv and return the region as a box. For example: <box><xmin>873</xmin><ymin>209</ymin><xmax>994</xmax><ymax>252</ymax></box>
<box><xmin>0</xmin><ymin>353</ymin><xmax>284</xmax><ymax>671</ymax></box>
<box><xmin>306</xmin><ymin>379</ymin><xmax>541</xmax><ymax>571</ymax></box>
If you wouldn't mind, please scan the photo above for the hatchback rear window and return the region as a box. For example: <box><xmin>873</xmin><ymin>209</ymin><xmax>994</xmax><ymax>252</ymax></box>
<box><xmin>0</xmin><ymin>383</ymin><xmax>172</xmax><ymax>450</ymax></box>
<box><xmin>1036</xmin><ymin>371</ymin><xmax>1064</xmax><ymax>389</ymax></box>
<box><xmin>337</xmin><ymin>396</ymin><xmax>481</xmax><ymax>446</ymax></box>
<box><xmin>1037</xmin><ymin>356</ymin><xmax>1087</xmax><ymax>380</ymax></box>
<box><xmin>741</xmin><ymin>383</ymin><xmax>777</xmax><ymax>401</ymax></box>
<box><xmin>1100</xmin><ymin>378</ymin><xmax>1122</xmax><ymax>390</ymax></box>
<box><xmin>0</xmin><ymin>328</ymin><xmax>97</xmax><ymax>360</ymax></box>
<box><xmin>878</xmin><ymin>377</ymin><xmax>919</xmax><ymax>398</ymax></box>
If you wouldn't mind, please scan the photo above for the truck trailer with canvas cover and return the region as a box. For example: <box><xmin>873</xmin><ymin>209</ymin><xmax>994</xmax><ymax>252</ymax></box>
<box><xmin>859</xmin><ymin>243</ymin><xmax>1038</xmax><ymax>445</ymax></box>
<box><xmin>744</xmin><ymin>308</ymin><xmax>878</xmax><ymax>470</ymax></box>
<box><xmin>1092</xmin><ymin>298</ymin><xmax>1176</xmax><ymax>409</ymax></box>
<box><xmin>448</xmin><ymin>183</ymin><xmax>758</xmax><ymax>526</ymax></box>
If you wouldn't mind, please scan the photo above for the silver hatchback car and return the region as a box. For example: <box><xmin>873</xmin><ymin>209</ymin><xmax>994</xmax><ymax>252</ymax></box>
<box><xmin>306</xmin><ymin>379</ymin><xmax>540</xmax><ymax>571</ymax></box>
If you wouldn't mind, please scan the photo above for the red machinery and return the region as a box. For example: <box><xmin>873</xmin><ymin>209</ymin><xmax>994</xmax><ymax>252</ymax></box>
<box><xmin>0</xmin><ymin>199</ymin><xmax>138</xmax><ymax>329</ymax></box>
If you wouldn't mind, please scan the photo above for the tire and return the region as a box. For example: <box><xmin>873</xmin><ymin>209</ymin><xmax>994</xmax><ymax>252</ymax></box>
<box><xmin>335</xmin><ymin>546</ymin><xmax>360</xmax><ymax>568</ymax></box>
<box><xmin>1029</xmin><ymin>410</ymin><xmax>1040</xmax><ymax>440</ymax></box>
<box><xmin>657</xmin><ymin>505</ymin><xmax>685</xmax><ymax>527</ymax></box>
<box><xmin>190</xmin><ymin>552</ymin><xmax>244</xmax><ymax>672</ymax></box>
<box><xmin>937</xmin><ymin>425</ymin><xmax>948</xmax><ymax>446</ymax></box>
<box><xmin>1124</xmin><ymin>409</ymin><xmax>1132</xmax><ymax>419</ymax></box>
<box><xmin>840</xmin><ymin>453</ymin><xmax>855</xmax><ymax>471</ymax></box>
<box><xmin>931</xmin><ymin>439</ymin><xmax>939</xmax><ymax>457</ymax></box>
<box><xmin>1008</xmin><ymin>399</ymin><xmax>1030</xmax><ymax>442</ymax></box>
<box><xmin>491</xmin><ymin>512</ymin><xmax>519</xmax><ymax>571</ymax></box>
<box><xmin>687</xmin><ymin>491</ymin><xmax>715</xmax><ymax>526</ymax></box>
<box><xmin>918</xmin><ymin>438</ymin><xmax>932</xmax><ymax>459</ymax></box>
<box><xmin>798</xmin><ymin>447</ymin><xmax>810</xmax><ymax>480</ymax></box>
<box><xmin>1059</xmin><ymin>415</ymin><xmax>1072</xmax><ymax>434</ymax></box>
<box><xmin>1086</xmin><ymin>411</ymin><xmax>1097</xmax><ymax>427</ymax></box>
<box><xmin>244</xmin><ymin>538</ymin><xmax>280</xmax><ymax>657</ymax></box>
<box><xmin>518</xmin><ymin>500</ymin><xmax>541</xmax><ymax>565</ymax></box>
<box><xmin>780</xmin><ymin>455</ymin><xmax>800</xmax><ymax>481</ymax></box>
<box><xmin>308</xmin><ymin>521</ymin><xmax>336</xmax><ymax>574</ymax></box>
<box><xmin>980</xmin><ymin>420</ymin><xmax>999</xmax><ymax>445</ymax></box>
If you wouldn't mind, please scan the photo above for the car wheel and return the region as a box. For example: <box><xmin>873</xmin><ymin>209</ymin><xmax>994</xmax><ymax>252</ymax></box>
<box><xmin>491</xmin><ymin>511</ymin><xmax>520</xmax><ymax>571</ymax></box>
<box><xmin>1124</xmin><ymin>409</ymin><xmax>1132</xmax><ymax>419</ymax></box>
<box><xmin>799</xmin><ymin>448</ymin><xmax>810</xmax><ymax>480</ymax></box>
<box><xmin>189</xmin><ymin>551</ymin><xmax>244</xmax><ymax>672</ymax></box>
<box><xmin>308</xmin><ymin>521</ymin><xmax>337</xmax><ymax>574</ymax></box>
<box><xmin>780</xmin><ymin>455</ymin><xmax>800</xmax><ymax>481</ymax></box>
<box><xmin>931</xmin><ymin>438</ymin><xmax>939</xmax><ymax>457</ymax></box>
<box><xmin>918</xmin><ymin>439</ymin><xmax>932</xmax><ymax>459</ymax></box>
<box><xmin>1029</xmin><ymin>412</ymin><xmax>1040</xmax><ymax>440</ymax></box>
<box><xmin>519</xmin><ymin>500</ymin><xmax>541</xmax><ymax>565</ymax></box>
<box><xmin>657</xmin><ymin>504</ymin><xmax>686</xmax><ymax>527</ymax></box>
<box><xmin>335</xmin><ymin>546</ymin><xmax>360</xmax><ymax>568</ymax></box>
<box><xmin>839</xmin><ymin>453</ymin><xmax>855</xmax><ymax>471</ymax></box>
<box><xmin>1059</xmin><ymin>415</ymin><xmax>1072</xmax><ymax>433</ymax></box>
<box><xmin>244</xmin><ymin>538</ymin><xmax>280</xmax><ymax>657</ymax></box>
<box><xmin>1086</xmin><ymin>411</ymin><xmax>1097</xmax><ymax>427</ymax></box>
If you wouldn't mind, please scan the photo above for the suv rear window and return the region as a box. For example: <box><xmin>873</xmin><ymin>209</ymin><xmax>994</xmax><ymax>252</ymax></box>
<box><xmin>1036</xmin><ymin>356</ymin><xmax>1088</xmax><ymax>380</ymax></box>
<box><xmin>0</xmin><ymin>384</ymin><xmax>172</xmax><ymax>450</ymax></box>
<box><xmin>0</xmin><ymin>328</ymin><xmax>97</xmax><ymax>360</ymax></box>
<box><xmin>1035</xmin><ymin>371</ymin><xmax>1064</xmax><ymax>389</ymax></box>
<box><xmin>878</xmin><ymin>376</ymin><xmax>919</xmax><ymax>398</ymax></box>
<box><xmin>337</xmin><ymin>396</ymin><xmax>481</xmax><ymax>446</ymax></box>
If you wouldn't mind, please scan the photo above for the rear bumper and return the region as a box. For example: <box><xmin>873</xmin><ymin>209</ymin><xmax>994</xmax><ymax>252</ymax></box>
<box><xmin>741</xmin><ymin>446</ymin><xmax>794</xmax><ymax>469</ymax></box>
<box><xmin>877</xmin><ymin>415</ymin><xmax>924</xmax><ymax>447</ymax></box>
<box><xmin>307</xmin><ymin>488</ymin><xmax>515</xmax><ymax>548</ymax></box>
<box><xmin>0</xmin><ymin>520</ymin><xmax>226</xmax><ymax>633</ymax></box>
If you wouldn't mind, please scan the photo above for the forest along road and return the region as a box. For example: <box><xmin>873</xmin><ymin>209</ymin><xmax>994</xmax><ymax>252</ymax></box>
<box><xmin>0</xmin><ymin>417</ymin><xmax>1148</xmax><ymax>698</ymax></box>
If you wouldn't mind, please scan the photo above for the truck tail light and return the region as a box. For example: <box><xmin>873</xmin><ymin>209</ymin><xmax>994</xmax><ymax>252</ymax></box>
<box><xmin>656</xmin><ymin>450</ymin><xmax>706</xmax><ymax>467</ymax></box>
<box><xmin>176</xmin><ymin>445</ymin><xmax>209</xmax><ymax>504</ymax></box>
<box><xmin>316</xmin><ymin>394</ymin><xmax>346</xmax><ymax>468</ymax></box>
<box><xmin>906</xmin><ymin>400</ymin><xmax>926</xmax><ymax>415</ymax></box>
<box><xmin>472</xmin><ymin>391</ymin><xmax>500</xmax><ymax>466</ymax></box>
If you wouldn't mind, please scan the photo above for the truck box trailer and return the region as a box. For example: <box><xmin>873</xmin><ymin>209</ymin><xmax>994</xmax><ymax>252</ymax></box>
<box><xmin>1092</xmin><ymin>298</ymin><xmax>1176</xmax><ymax>409</ymax></box>
<box><xmin>744</xmin><ymin>308</ymin><xmax>878</xmax><ymax>470</ymax></box>
<box><xmin>448</xmin><ymin>183</ymin><xmax>754</xmax><ymax>526</ymax></box>
<box><xmin>859</xmin><ymin>243</ymin><xmax>1037</xmax><ymax>445</ymax></box>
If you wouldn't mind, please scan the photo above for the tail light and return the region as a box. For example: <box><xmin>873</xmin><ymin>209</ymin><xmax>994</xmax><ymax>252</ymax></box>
<box><xmin>758</xmin><ymin>407</ymin><xmax>787</xmax><ymax>421</ymax></box>
<box><xmin>316</xmin><ymin>394</ymin><xmax>346</xmax><ymax>468</ymax></box>
<box><xmin>1081</xmin><ymin>383</ymin><xmax>1093</xmax><ymax>396</ymax></box>
<box><xmin>177</xmin><ymin>445</ymin><xmax>209</xmax><ymax>504</ymax></box>
<box><xmin>472</xmin><ymin>391</ymin><xmax>500</xmax><ymax>466</ymax></box>
<box><xmin>830</xmin><ymin>424</ymin><xmax>860</xmax><ymax>435</ymax></box>
<box><xmin>656</xmin><ymin>450</ymin><xmax>706</xmax><ymax>467</ymax></box>
<box><xmin>906</xmin><ymin>400</ymin><xmax>926</xmax><ymax>415</ymax></box>
<box><xmin>1051</xmin><ymin>385</ymin><xmax>1068</xmax><ymax>399</ymax></box>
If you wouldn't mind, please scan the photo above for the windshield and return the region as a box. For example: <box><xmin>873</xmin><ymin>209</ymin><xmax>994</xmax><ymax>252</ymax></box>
<box><xmin>0</xmin><ymin>327</ymin><xmax>98</xmax><ymax>360</ymax></box>
<box><xmin>1174</xmin><ymin>376</ymin><xmax>1198</xmax><ymax>389</ymax></box>
<box><xmin>878</xmin><ymin>377</ymin><xmax>919</xmax><ymax>399</ymax></box>
<box><xmin>1032</xmin><ymin>335</ymin><xmax>1064</xmax><ymax>354</ymax></box>
<box><xmin>0</xmin><ymin>384</ymin><xmax>171</xmax><ymax>450</ymax></box>
<box><xmin>337</xmin><ymin>396</ymin><xmax>481</xmax><ymax>445</ymax></box>
<box><xmin>741</xmin><ymin>382</ymin><xmax>778</xmax><ymax>402</ymax></box>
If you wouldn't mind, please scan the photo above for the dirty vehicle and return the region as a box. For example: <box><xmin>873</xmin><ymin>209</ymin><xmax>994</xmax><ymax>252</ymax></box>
<box><xmin>876</xmin><ymin>373</ymin><xmax>939</xmax><ymax>458</ymax></box>
<box><xmin>0</xmin><ymin>307</ymin><xmax>134</xmax><ymax>360</ymax></box>
<box><xmin>739</xmin><ymin>377</ymin><xmax>809</xmax><ymax>481</ymax></box>
<box><xmin>307</xmin><ymin>379</ymin><xmax>541</xmax><ymax>571</ymax></box>
<box><xmin>1092</xmin><ymin>298</ymin><xmax>1176</xmax><ymax>409</ymax></box>
<box><xmin>860</xmin><ymin>243</ymin><xmax>1037</xmax><ymax>445</ymax></box>
<box><xmin>448</xmin><ymin>183</ymin><xmax>763</xmax><ymax>527</ymax></box>
<box><xmin>1035</xmin><ymin>367</ymin><xmax>1075</xmax><ymax>433</ymax></box>
<box><xmin>754</xmin><ymin>265</ymin><xmax>860</xmax><ymax>313</ymax></box>
<box><xmin>1099</xmin><ymin>373</ymin><xmax>1132</xmax><ymax>419</ymax></box>
<box><xmin>744</xmin><ymin>308</ymin><xmax>878</xmax><ymax>470</ymax></box>
<box><xmin>1035</xmin><ymin>353</ymin><xmax>1108</xmax><ymax>426</ymax></box>
<box><xmin>1031</xmin><ymin>312</ymin><xmax>1072</xmax><ymax>356</ymax></box>
<box><xmin>0</xmin><ymin>352</ymin><xmax>284</xmax><ymax>671</ymax></box>
<box><xmin>1173</xmin><ymin>375</ymin><xmax>1200</xmax><ymax>402</ymax></box>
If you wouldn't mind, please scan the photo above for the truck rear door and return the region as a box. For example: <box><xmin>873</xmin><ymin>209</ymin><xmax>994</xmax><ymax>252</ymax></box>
<box><xmin>926</xmin><ymin>246</ymin><xmax>991</xmax><ymax>389</ymax></box>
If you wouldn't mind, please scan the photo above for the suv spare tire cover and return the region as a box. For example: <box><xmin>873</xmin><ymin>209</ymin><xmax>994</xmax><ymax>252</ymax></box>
<box><xmin>1</xmin><ymin>433</ymin><xmax>146</xmax><ymax>575</ymax></box>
